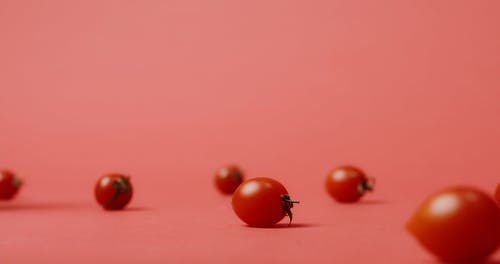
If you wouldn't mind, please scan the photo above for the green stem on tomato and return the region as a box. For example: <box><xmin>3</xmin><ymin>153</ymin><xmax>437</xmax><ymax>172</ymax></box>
<box><xmin>358</xmin><ymin>178</ymin><xmax>375</xmax><ymax>194</ymax></box>
<box><xmin>281</xmin><ymin>194</ymin><xmax>300</xmax><ymax>225</ymax></box>
<box><xmin>11</xmin><ymin>177</ymin><xmax>22</xmax><ymax>189</ymax></box>
<box><xmin>106</xmin><ymin>177</ymin><xmax>131</xmax><ymax>207</ymax></box>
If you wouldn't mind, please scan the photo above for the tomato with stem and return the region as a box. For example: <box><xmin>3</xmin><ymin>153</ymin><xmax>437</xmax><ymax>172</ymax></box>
<box><xmin>95</xmin><ymin>174</ymin><xmax>133</xmax><ymax>210</ymax></box>
<box><xmin>214</xmin><ymin>165</ymin><xmax>244</xmax><ymax>194</ymax></box>
<box><xmin>407</xmin><ymin>186</ymin><xmax>500</xmax><ymax>262</ymax></box>
<box><xmin>232</xmin><ymin>177</ymin><xmax>299</xmax><ymax>227</ymax></box>
<box><xmin>325</xmin><ymin>166</ymin><xmax>374</xmax><ymax>203</ymax></box>
<box><xmin>0</xmin><ymin>170</ymin><xmax>22</xmax><ymax>200</ymax></box>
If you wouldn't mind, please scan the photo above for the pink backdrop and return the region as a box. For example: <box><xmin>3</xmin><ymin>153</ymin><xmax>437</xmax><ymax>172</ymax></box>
<box><xmin>1</xmin><ymin>0</ymin><xmax>499</xmax><ymax>263</ymax></box>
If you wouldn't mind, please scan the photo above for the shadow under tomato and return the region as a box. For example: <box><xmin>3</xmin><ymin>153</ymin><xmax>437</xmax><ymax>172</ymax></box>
<box><xmin>104</xmin><ymin>206</ymin><xmax>150</xmax><ymax>212</ymax></box>
<box><xmin>427</xmin><ymin>258</ymin><xmax>500</xmax><ymax>264</ymax></box>
<box><xmin>456</xmin><ymin>260</ymin><xmax>498</xmax><ymax>264</ymax></box>
<box><xmin>244</xmin><ymin>223</ymin><xmax>318</xmax><ymax>229</ymax></box>
<box><xmin>0</xmin><ymin>202</ymin><xmax>88</xmax><ymax>211</ymax></box>
<box><xmin>355</xmin><ymin>199</ymin><xmax>388</xmax><ymax>205</ymax></box>
<box><xmin>0</xmin><ymin>202</ymin><xmax>151</xmax><ymax>212</ymax></box>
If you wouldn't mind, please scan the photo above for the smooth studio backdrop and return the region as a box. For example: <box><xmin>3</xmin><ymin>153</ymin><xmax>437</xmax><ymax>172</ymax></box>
<box><xmin>1</xmin><ymin>0</ymin><xmax>499</xmax><ymax>263</ymax></box>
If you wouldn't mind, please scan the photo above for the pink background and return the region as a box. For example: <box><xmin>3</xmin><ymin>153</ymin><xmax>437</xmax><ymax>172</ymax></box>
<box><xmin>1</xmin><ymin>0</ymin><xmax>499</xmax><ymax>263</ymax></box>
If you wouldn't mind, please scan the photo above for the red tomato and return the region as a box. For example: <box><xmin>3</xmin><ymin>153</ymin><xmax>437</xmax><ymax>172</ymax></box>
<box><xmin>95</xmin><ymin>174</ymin><xmax>133</xmax><ymax>210</ymax></box>
<box><xmin>495</xmin><ymin>183</ymin><xmax>500</xmax><ymax>204</ymax></box>
<box><xmin>0</xmin><ymin>170</ymin><xmax>22</xmax><ymax>200</ymax></box>
<box><xmin>214</xmin><ymin>165</ymin><xmax>244</xmax><ymax>194</ymax></box>
<box><xmin>407</xmin><ymin>186</ymin><xmax>500</xmax><ymax>262</ymax></box>
<box><xmin>325</xmin><ymin>166</ymin><xmax>374</xmax><ymax>203</ymax></box>
<box><xmin>232</xmin><ymin>177</ymin><xmax>299</xmax><ymax>227</ymax></box>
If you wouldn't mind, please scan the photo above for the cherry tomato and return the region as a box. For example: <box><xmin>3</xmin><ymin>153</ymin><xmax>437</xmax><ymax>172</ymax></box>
<box><xmin>214</xmin><ymin>165</ymin><xmax>244</xmax><ymax>194</ymax></box>
<box><xmin>0</xmin><ymin>170</ymin><xmax>22</xmax><ymax>200</ymax></box>
<box><xmin>407</xmin><ymin>186</ymin><xmax>500</xmax><ymax>262</ymax></box>
<box><xmin>232</xmin><ymin>177</ymin><xmax>299</xmax><ymax>227</ymax></box>
<box><xmin>95</xmin><ymin>174</ymin><xmax>133</xmax><ymax>210</ymax></box>
<box><xmin>325</xmin><ymin>166</ymin><xmax>374</xmax><ymax>203</ymax></box>
<box><xmin>495</xmin><ymin>183</ymin><xmax>500</xmax><ymax>204</ymax></box>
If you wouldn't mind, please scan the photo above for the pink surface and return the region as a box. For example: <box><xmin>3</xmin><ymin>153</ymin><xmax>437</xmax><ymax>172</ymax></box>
<box><xmin>1</xmin><ymin>0</ymin><xmax>500</xmax><ymax>263</ymax></box>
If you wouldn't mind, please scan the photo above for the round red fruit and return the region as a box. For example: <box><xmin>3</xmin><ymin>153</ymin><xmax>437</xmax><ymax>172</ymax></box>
<box><xmin>95</xmin><ymin>174</ymin><xmax>133</xmax><ymax>210</ymax></box>
<box><xmin>0</xmin><ymin>170</ymin><xmax>22</xmax><ymax>200</ymax></box>
<box><xmin>214</xmin><ymin>165</ymin><xmax>244</xmax><ymax>194</ymax></box>
<box><xmin>325</xmin><ymin>166</ymin><xmax>374</xmax><ymax>203</ymax></box>
<box><xmin>232</xmin><ymin>177</ymin><xmax>299</xmax><ymax>227</ymax></box>
<box><xmin>407</xmin><ymin>186</ymin><xmax>500</xmax><ymax>262</ymax></box>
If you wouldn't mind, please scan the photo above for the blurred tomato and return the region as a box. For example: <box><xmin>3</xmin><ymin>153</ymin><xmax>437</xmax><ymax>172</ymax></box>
<box><xmin>325</xmin><ymin>166</ymin><xmax>374</xmax><ymax>203</ymax></box>
<box><xmin>407</xmin><ymin>186</ymin><xmax>500</xmax><ymax>262</ymax></box>
<box><xmin>95</xmin><ymin>174</ymin><xmax>133</xmax><ymax>210</ymax></box>
<box><xmin>0</xmin><ymin>170</ymin><xmax>22</xmax><ymax>200</ymax></box>
<box><xmin>214</xmin><ymin>165</ymin><xmax>243</xmax><ymax>194</ymax></box>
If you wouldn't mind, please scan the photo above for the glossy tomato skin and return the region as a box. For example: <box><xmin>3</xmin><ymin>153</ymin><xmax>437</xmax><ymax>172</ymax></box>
<box><xmin>325</xmin><ymin>166</ymin><xmax>373</xmax><ymax>203</ymax></box>
<box><xmin>95</xmin><ymin>174</ymin><xmax>133</xmax><ymax>210</ymax></box>
<box><xmin>0</xmin><ymin>170</ymin><xmax>22</xmax><ymax>200</ymax></box>
<box><xmin>232</xmin><ymin>177</ymin><xmax>297</xmax><ymax>227</ymax></box>
<box><xmin>407</xmin><ymin>186</ymin><xmax>500</xmax><ymax>262</ymax></box>
<box><xmin>214</xmin><ymin>165</ymin><xmax>244</xmax><ymax>194</ymax></box>
<box><xmin>495</xmin><ymin>184</ymin><xmax>500</xmax><ymax>204</ymax></box>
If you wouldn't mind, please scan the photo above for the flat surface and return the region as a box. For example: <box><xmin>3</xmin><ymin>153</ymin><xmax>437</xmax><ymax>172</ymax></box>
<box><xmin>1</xmin><ymin>0</ymin><xmax>500</xmax><ymax>263</ymax></box>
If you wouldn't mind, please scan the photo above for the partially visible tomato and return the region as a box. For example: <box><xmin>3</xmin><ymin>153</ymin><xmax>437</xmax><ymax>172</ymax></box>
<box><xmin>95</xmin><ymin>174</ymin><xmax>133</xmax><ymax>210</ymax></box>
<box><xmin>325</xmin><ymin>166</ymin><xmax>374</xmax><ymax>203</ymax></box>
<box><xmin>407</xmin><ymin>186</ymin><xmax>500</xmax><ymax>262</ymax></box>
<box><xmin>0</xmin><ymin>170</ymin><xmax>22</xmax><ymax>200</ymax></box>
<box><xmin>495</xmin><ymin>183</ymin><xmax>500</xmax><ymax>204</ymax></box>
<box><xmin>214</xmin><ymin>165</ymin><xmax>244</xmax><ymax>194</ymax></box>
<box><xmin>232</xmin><ymin>177</ymin><xmax>299</xmax><ymax>227</ymax></box>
